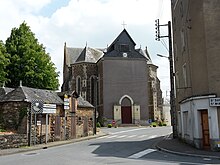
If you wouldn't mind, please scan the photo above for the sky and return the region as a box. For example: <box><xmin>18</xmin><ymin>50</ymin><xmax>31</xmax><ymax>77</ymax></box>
<box><xmin>0</xmin><ymin>0</ymin><xmax>171</xmax><ymax>98</ymax></box>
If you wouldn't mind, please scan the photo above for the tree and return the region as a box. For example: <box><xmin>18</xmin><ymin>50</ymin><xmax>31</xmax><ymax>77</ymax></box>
<box><xmin>5</xmin><ymin>22</ymin><xmax>59</xmax><ymax>90</ymax></box>
<box><xmin>0</xmin><ymin>40</ymin><xmax>10</xmax><ymax>86</ymax></box>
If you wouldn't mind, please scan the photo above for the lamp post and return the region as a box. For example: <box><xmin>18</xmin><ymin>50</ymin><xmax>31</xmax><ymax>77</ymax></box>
<box><xmin>156</xmin><ymin>21</ymin><xmax>177</xmax><ymax>138</ymax></box>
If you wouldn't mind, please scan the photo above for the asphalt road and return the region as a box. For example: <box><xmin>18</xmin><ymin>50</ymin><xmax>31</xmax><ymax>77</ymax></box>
<box><xmin>0</xmin><ymin>126</ymin><xmax>220</xmax><ymax>165</ymax></box>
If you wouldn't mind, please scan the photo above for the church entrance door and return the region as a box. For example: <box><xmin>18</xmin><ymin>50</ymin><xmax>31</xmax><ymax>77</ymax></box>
<box><xmin>121</xmin><ymin>106</ymin><xmax>132</xmax><ymax>124</ymax></box>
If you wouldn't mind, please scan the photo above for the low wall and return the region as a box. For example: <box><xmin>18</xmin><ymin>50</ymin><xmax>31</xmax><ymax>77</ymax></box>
<box><xmin>0</xmin><ymin>134</ymin><xmax>28</xmax><ymax>149</ymax></box>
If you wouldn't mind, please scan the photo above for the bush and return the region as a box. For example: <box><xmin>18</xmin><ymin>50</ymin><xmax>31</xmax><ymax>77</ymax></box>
<box><xmin>151</xmin><ymin>122</ymin><xmax>157</xmax><ymax>127</ymax></box>
<box><xmin>0</xmin><ymin>128</ymin><xmax>6</xmax><ymax>132</ymax></box>
<box><xmin>163</xmin><ymin>123</ymin><xmax>167</xmax><ymax>126</ymax></box>
<box><xmin>96</xmin><ymin>122</ymin><xmax>101</xmax><ymax>128</ymax></box>
<box><xmin>107</xmin><ymin>124</ymin><xmax>112</xmax><ymax>128</ymax></box>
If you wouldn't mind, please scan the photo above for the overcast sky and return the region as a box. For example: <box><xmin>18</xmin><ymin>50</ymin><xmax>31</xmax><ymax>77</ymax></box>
<box><xmin>0</xmin><ymin>0</ymin><xmax>171</xmax><ymax>98</ymax></box>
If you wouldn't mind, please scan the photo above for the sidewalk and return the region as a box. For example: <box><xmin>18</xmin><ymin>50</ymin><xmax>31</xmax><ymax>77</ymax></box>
<box><xmin>156</xmin><ymin>134</ymin><xmax>220</xmax><ymax>159</ymax></box>
<box><xmin>0</xmin><ymin>131</ymin><xmax>107</xmax><ymax>156</ymax></box>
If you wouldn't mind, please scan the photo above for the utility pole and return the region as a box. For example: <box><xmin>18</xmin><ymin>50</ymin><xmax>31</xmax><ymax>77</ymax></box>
<box><xmin>155</xmin><ymin>20</ymin><xmax>178</xmax><ymax>138</ymax></box>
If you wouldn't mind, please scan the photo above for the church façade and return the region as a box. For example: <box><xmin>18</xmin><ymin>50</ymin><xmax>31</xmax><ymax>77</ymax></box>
<box><xmin>62</xmin><ymin>29</ymin><xmax>162</xmax><ymax>126</ymax></box>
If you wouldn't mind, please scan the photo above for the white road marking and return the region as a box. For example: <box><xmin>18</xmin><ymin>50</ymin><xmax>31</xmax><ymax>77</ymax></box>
<box><xmin>106</xmin><ymin>135</ymin><xmax>117</xmax><ymax>138</ymax></box>
<box><xmin>116</xmin><ymin>135</ymin><xmax>127</xmax><ymax>138</ymax></box>
<box><xmin>128</xmin><ymin>149</ymin><xmax>157</xmax><ymax>159</ymax></box>
<box><xmin>147</xmin><ymin>135</ymin><xmax>158</xmax><ymax>139</ymax></box>
<box><xmin>127</xmin><ymin>135</ymin><xmax>137</xmax><ymax>138</ymax></box>
<box><xmin>110</xmin><ymin>127</ymin><xmax>148</xmax><ymax>135</ymax></box>
<box><xmin>97</xmin><ymin>134</ymin><xmax>160</xmax><ymax>140</ymax></box>
<box><xmin>139</xmin><ymin>135</ymin><xmax>148</xmax><ymax>138</ymax></box>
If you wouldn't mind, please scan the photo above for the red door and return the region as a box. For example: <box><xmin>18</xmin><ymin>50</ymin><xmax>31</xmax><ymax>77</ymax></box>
<box><xmin>201</xmin><ymin>110</ymin><xmax>210</xmax><ymax>149</ymax></box>
<box><xmin>121</xmin><ymin>106</ymin><xmax>132</xmax><ymax>124</ymax></box>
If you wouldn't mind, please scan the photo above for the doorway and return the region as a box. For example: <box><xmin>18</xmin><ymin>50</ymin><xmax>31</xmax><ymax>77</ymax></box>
<box><xmin>201</xmin><ymin>110</ymin><xmax>210</xmax><ymax>149</ymax></box>
<box><xmin>121</xmin><ymin>106</ymin><xmax>132</xmax><ymax>124</ymax></box>
<box><xmin>121</xmin><ymin>96</ymin><xmax>132</xmax><ymax>124</ymax></box>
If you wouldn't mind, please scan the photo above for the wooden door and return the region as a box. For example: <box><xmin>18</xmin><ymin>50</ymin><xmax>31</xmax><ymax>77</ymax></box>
<box><xmin>121</xmin><ymin>106</ymin><xmax>132</xmax><ymax>124</ymax></box>
<box><xmin>201</xmin><ymin>110</ymin><xmax>210</xmax><ymax>149</ymax></box>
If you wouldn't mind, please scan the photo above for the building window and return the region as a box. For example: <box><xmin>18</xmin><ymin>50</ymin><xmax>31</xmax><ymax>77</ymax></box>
<box><xmin>90</xmin><ymin>76</ymin><xmax>95</xmax><ymax>105</ymax></box>
<box><xmin>180</xmin><ymin>1</ymin><xmax>183</xmax><ymax>18</ymax></box>
<box><xmin>82</xmin><ymin>79</ymin><xmax>86</xmax><ymax>87</ymax></box>
<box><xmin>76</xmin><ymin>76</ymin><xmax>81</xmax><ymax>95</ymax></box>
<box><xmin>175</xmin><ymin>71</ymin><xmax>179</xmax><ymax>89</ymax></box>
<box><xmin>181</xmin><ymin>29</ymin><xmax>185</xmax><ymax>51</ymax></box>
<box><xmin>182</xmin><ymin>63</ymin><xmax>187</xmax><ymax>87</ymax></box>
<box><xmin>81</xmin><ymin>91</ymin><xmax>86</xmax><ymax>100</ymax></box>
<box><xmin>183</xmin><ymin>111</ymin><xmax>188</xmax><ymax>135</ymax></box>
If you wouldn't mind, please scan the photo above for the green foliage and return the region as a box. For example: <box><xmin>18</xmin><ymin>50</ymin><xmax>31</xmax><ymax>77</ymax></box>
<box><xmin>0</xmin><ymin>40</ymin><xmax>10</xmax><ymax>86</ymax></box>
<box><xmin>107</xmin><ymin>124</ymin><xmax>112</xmax><ymax>128</ymax></box>
<box><xmin>163</xmin><ymin>123</ymin><xmax>167</xmax><ymax>126</ymax></box>
<box><xmin>5</xmin><ymin>22</ymin><xmax>59</xmax><ymax>90</ymax></box>
<box><xmin>0</xmin><ymin>128</ymin><xmax>6</xmax><ymax>132</ymax></box>
<box><xmin>96</xmin><ymin>122</ymin><xmax>101</xmax><ymax>128</ymax></box>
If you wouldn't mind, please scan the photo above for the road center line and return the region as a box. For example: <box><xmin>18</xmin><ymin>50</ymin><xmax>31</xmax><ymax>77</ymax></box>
<box><xmin>128</xmin><ymin>149</ymin><xmax>156</xmax><ymax>159</ymax></box>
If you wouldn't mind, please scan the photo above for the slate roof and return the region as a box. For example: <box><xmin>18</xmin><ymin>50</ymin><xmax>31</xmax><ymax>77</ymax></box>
<box><xmin>0</xmin><ymin>87</ymin><xmax>14</xmax><ymax>99</ymax></box>
<box><xmin>136</xmin><ymin>48</ymin><xmax>153</xmax><ymax>64</ymax></box>
<box><xmin>103</xmin><ymin>29</ymin><xmax>146</xmax><ymax>59</ymax></box>
<box><xmin>77</xmin><ymin>96</ymin><xmax>94</xmax><ymax>108</ymax></box>
<box><xmin>65</xmin><ymin>47</ymin><xmax>104</xmax><ymax>66</ymax></box>
<box><xmin>107</xmin><ymin>29</ymin><xmax>136</xmax><ymax>52</ymax></box>
<box><xmin>0</xmin><ymin>86</ymin><xmax>63</xmax><ymax>105</ymax></box>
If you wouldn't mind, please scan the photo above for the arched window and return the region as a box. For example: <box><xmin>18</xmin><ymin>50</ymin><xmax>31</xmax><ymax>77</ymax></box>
<box><xmin>90</xmin><ymin>76</ymin><xmax>95</xmax><ymax>105</ymax></box>
<box><xmin>76</xmin><ymin>76</ymin><xmax>81</xmax><ymax>95</ymax></box>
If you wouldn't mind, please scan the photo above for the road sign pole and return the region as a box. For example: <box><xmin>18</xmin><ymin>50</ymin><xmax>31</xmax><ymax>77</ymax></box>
<box><xmin>45</xmin><ymin>113</ymin><xmax>48</xmax><ymax>144</ymax></box>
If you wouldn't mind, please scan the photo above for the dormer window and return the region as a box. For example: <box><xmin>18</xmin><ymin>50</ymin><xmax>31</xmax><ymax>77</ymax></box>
<box><xmin>119</xmin><ymin>44</ymin><xmax>129</xmax><ymax>52</ymax></box>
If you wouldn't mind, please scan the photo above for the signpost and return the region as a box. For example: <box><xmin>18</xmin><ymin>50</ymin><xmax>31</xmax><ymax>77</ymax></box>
<box><xmin>63</xmin><ymin>94</ymin><xmax>70</xmax><ymax>139</ymax></box>
<box><xmin>43</xmin><ymin>104</ymin><xmax>56</xmax><ymax>113</ymax></box>
<box><xmin>42</xmin><ymin>104</ymin><xmax>56</xmax><ymax>143</ymax></box>
<box><xmin>210</xmin><ymin>98</ymin><xmax>220</xmax><ymax>106</ymax></box>
<box><xmin>31</xmin><ymin>100</ymin><xmax>43</xmax><ymax>145</ymax></box>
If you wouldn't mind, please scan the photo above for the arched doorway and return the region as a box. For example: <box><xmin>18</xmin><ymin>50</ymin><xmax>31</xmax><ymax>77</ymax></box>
<box><xmin>121</xmin><ymin>96</ymin><xmax>132</xmax><ymax>124</ymax></box>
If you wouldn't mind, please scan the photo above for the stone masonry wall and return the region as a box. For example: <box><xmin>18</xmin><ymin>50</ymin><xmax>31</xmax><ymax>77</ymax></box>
<box><xmin>0</xmin><ymin>134</ymin><xmax>28</xmax><ymax>149</ymax></box>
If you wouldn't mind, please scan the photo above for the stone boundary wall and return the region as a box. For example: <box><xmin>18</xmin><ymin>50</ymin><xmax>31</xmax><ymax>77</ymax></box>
<box><xmin>0</xmin><ymin>134</ymin><xmax>28</xmax><ymax>149</ymax></box>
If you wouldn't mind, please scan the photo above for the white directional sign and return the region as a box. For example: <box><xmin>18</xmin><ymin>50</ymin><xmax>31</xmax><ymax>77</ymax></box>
<box><xmin>64</xmin><ymin>97</ymin><xmax>70</xmax><ymax>110</ymax></box>
<box><xmin>43</xmin><ymin>104</ymin><xmax>56</xmax><ymax>113</ymax></box>
<box><xmin>210</xmin><ymin>98</ymin><xmax>220</xmax><ymax>106</ymax></box>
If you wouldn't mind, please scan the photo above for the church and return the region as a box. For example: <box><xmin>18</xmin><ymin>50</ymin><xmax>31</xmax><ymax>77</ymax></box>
<box><xmin>62</xmin><ymin>29</ymin><xmax>162</xmax><ymax>126</ymax></box>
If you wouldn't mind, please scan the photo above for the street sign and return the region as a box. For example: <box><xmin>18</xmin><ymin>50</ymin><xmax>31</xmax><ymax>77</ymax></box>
<box><xmin>64</xmin><ymin>97</ymin><xmax>70</xmax><ymax>110</ymax></box>
<box><xmin>43</xmin><ymin>104</ymin><xmax>56</xmax><ymax>114</ymax></box>
<box><xmin>31</xmin><ymin>100</ymin><xmax>44</xmax><ymax>113</ymax></box>
<box><xmin>210</xmin><ymin>98</ymin><xmax>220</xmax><ymax>106</ymax></box>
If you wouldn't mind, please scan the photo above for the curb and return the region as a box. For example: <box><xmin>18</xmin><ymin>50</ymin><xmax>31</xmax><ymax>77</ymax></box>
<box><xmin>155</xmin><ymin>136</ymin><xmax>220</xmax><ymax>159</ymax></box>
<box><xmin>156</xmin><ymin>145</ymin><xmax>220</xmax><ymax>159</ymax></box>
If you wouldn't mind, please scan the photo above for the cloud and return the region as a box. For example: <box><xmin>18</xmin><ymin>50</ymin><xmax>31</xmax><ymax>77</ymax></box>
<box><xmin>0</xmin><ymin>0</ymin><xmax>171</xmax><ymax>96</ymax></box>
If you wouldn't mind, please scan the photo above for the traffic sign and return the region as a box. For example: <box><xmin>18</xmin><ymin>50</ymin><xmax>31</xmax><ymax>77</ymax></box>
<box><xmin>31</xmin><ymin>100</ymin><xmax>43</xmax><ymax>114</ymax></box>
